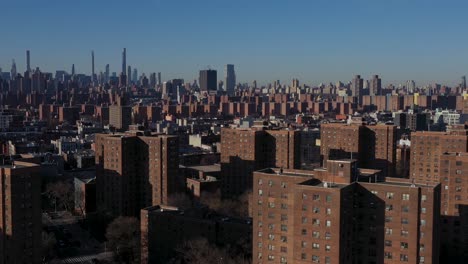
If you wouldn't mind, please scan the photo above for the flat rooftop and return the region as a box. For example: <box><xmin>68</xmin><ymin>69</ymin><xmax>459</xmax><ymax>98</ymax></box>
<box><xmin>256</xmin><ymin>168</ymin><xmax>315</xmax><ymax>178</ymax></box>
<box><xmin>185</xmin><ymin>164</ymin><xmax>221</xmax><ymax>173</ymax></box>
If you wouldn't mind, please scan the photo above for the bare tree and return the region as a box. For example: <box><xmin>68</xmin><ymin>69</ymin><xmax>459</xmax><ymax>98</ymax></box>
<box><xmin>45</xmin><ymin>181</ymin><xmax>74</xmax><ymax>211</ymax></box>
<box><xmin>200</xmin><ymin>190</ymin><xmax>252</xmax><ymax>218</ymax></box>
<box><xmin>106</xmin><ymin>216</ymin><xmax>140</xmax><ymax>264</ymax></box>
<box><xmin>42</xmin><ymin>231</ymin><xmax>56</xmax><ymax>262</ymax></box>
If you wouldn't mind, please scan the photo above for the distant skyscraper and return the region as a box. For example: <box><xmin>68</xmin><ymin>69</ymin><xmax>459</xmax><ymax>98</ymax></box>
<box><xmin>132</xmin><ymin>68</ymin><xmax>138</xmax><ymax>84</ymax></box>
<box><xmin>351</xmin><ymin>75</ymin><xmax>363</xmax><ymax>104</ymax></box>
<box><xmin>26</xmin><ymin>50</ymin><xmax>31</xmax><ymax>72</ymax></box>
<box><xmin>157</xmin><ymin>72</ymin><xmax>162</xmax><ymax>86</ymax></box>
<box><xmin>199</xmin><ymin>69</ymin><xmax>217</xmax><ymax>91</ymax></box>
<box><xmin>105</xmin><ymin>64</ymin><xmax>110</xmax><ymax>83</ymax></box>
<box><xmin>370</xmin><ymin>74</ymin><xmax>382</xmax><ymax>96</ymax></box>
<box><xmin>122</xmin><ymin>48</ymin><xmax>127</xmax><ymax>75</ymax></box>
<box><xmin>127</xmin><ymin>66</ymin><xmax>132</xmax><ymax>85</ymax></box>
<box><xmin>91</xmin><ymin>51</ymin><xmax>95</xmax><ymax>83</ymax></box>
<box><xmin>10</xmin><ymin>59</ymin><xmax>17</xmax><ymax>79</ymax></box>
<box><xmin>71</xmin><ymin>64</ymin><xmax>75</xmax><ymax>76</ymax></box>
<box><xmin>225</xmin><ymin>64</ymin><xmax>236</xmax><ymax>95</ymax></box>
<box><xmin>461</xmin><ymin>76</ymin><xmax>466</xmax><ymax>90</ymax></box>
<box><xmin>149</xmin><ymin>72</ymin><xmax>156</xmax><ymax>88</ymax></box>
<box><xmin>406</xmin><ymin>80</ymin><xmax>416</xmax><ymax>93</ymax></box>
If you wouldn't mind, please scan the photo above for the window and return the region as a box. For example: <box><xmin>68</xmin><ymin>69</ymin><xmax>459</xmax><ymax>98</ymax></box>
<box><xmin>313</xmin><ymin>207</ymin><xmax>320</xmax><ymax>213</ymax></box>
<box><xmin>301</xmin><ymin>229</ymin><xmax>307</xmax><ymax>235</ymax></box>
<box><xmin>386</xmin><ymin>192</ymin><xmax>394</xmax><ymax>199</ymax></box>
<box><xmin>325</xmin><ymin>256</ymin><xmax>331</xmax><ymax>264</ymax></box>
<box><xmin>302</xmin><ymin>205</ymin><xmax>307</xmax><ymax>211</ymax></box>
<box><xmin>402</xmin><ymin>194</ymin><xmax>410</xmax><ymax>200</ymax></box>
<box><xmin>421</xmin><ymin>219</ymin><xmax>426</xmax><ymax>226</ymax></box>
<box><xmin>400</xmin><ymin>254</ymin><xmax>408</xmax><ymax>262</ymax></box>
<box><xmin>313</xmin><ymin>243</ymin><xmax>320</xmax><ymax>249</ymax></box>
<box><xmin>401</xmin><ymin>218</ymin><xmax>409</xmax><ymax>224</ymax></box>
<box><xmin>268</xmin><ymin>255</ymin><xmax>275</xmax><ymax>261</ymax></box>
<box><xmin>280</xmin><ymin>247</ymin><xmax>287</xmax><ymax>253</ymax></box>
<box><xmin>421</xmin><ymin>194</ymin><xmax>427</xmax><ymax>201</ymax></box>
<box><xmin>258</xmin><ymin>253</ymin><xmax>262</xmax><ymax>259</ymax></box>
<box><xmin>313</xmin><ymin>219</ymin><xmax>320</xmax><ymax>226</ymax></box>
<box><xmin>312</xmin><ymin>255</ymin><xmax>320</xmax><ymax>263</ymax></box>
<box><xmin>385</xmin><ymin>216</ymin><xmax>392</xmax><ymax>223</ymax></box>
<box><xmin>325</xmin><ymin>232</ymin><xmax>331</xmax><ymax>240</ymax></box>
<box><xmin>281</xmin><ymin>203</ymin><xmax>288</xmax><ymax>209</ymax></box>
<box><xmin>301</xmin><ymin>241</ymin><xmax>307</xmax><ymax>248</ymax></box>
<box><xmin>420</xmin><ymin>256</ymin><xmax>425</xmax><ymax>263</ymax></box>
<box><xmin>258</xmin><ymin>179</ymin><xmax>263</xmax><ymax>185</ymax></box>
<box><xmin>384</xmin><ymin>252</ymin><xmax>392</xmax><ymax>259</ymax></box>
<box><xmin>420</xmin><ymin>244</ymin><xmax>425</xmax><ymax>252</ymax></box>
<box><xmin>302</xmin><ymin>217</ymin><xmax>307</xmax><ymax>223</ymax></box>
<box><xmin>421</xmin><ymin>207</ymin><xmax>426</xmax><ymax>214</ymax></box>
<box><xmin>268</xmin><ymin>180</ymin><xmax>274</xmax><ymax>186</ymax></box>
<box><xmin>401</xmin><ymin>230</ymin><xmax>409</xmax><ymax>237</ymax></box>
<box><xmin>280</xmin><ymin>236</ymin><xmax>287</xmax><ymax>242</ymax></box>
<box><xmin>268</xmin><ymin>244</ymin><xmax>275</xmax><ymax>251</ymax></box>
<box><xmin>269</xmin><ymin>202</ymin><xmax>275</xmax><ymax>208</ymax></box>
<box><xmin>401</xmin><ymin>242</ymin><xmax>409</xmax><ymax>249</ymax></box>
<box><xmin>281</xmin><ymin>182</ymin><xmax>287</xmax><ymax>188</ymax></box>
<box><xmin>258</xmin><ymin>200</ymin><xmax>263</xmax><ymax>205</ymax></box>
<box><xmin>258</xmin><ymin>231</ymin><xmax>262</xmax><ymax>237</ymax></box>
<box><xmin>386</xmin><ymin>204</ymin><xmax>393</xmax><ymax>211</ymax></box>
<box><xmin>326</xmin><ymin>208</ymin><xmax>331</xmax><ymax>215</ymax></box>
<box><xmin>281</xmin><ymin>225</ymin><xmax>287</xmax><ymax>231</ymax></box>
<box><xmin>302</xmin><ymin>193</ymin><xmax>307</xmax><ymax>200</ymax></box>
<box><xmin>325</xmin><ymin>245</ymin><xmax>331</xmax><ymax>252</ymax></box>
<box><xmin>385</xmin><ymin>228</ymin><xmax>393</xmax><ymax>235</ymax></box>
<box><xmin>258</xmin><ymin>242</ymin><xmax>263</xmax><ymax>248</ymax></box>
<box><xmin>258</xmin><ymin>221</ymin><xmax>263</xmax><ymax>227</ymax></box>
<box><xmin>313</xmin><ymin>231</ymin><xmax>320</xmax><ymax>238</ymax></box>
<box><xmin>313</xmin><ymin>194</ymin><xmax>320</xmax><ymax>201</ymax></box>
<box><xmin>326</xmin><ymin>195</ymin><xmax>332</xmax><ymax>202</ymax></box>
<box><xmin>385</xmin><ymin>240</ymin><xmax>392</xmax><ymax>247</ymax></box>
<box><xmin>301</xmin><ymin>253</ymin><xmax>307</xmax><ymax>260</ymax></box>
<box><xmin>268</xmin><ymin>234</ymin><xmax>275</xmax><ymax>240</ymax></box>
<box><xmin>268</xmin><ymin>224</ymin><xmax>274</xmax><ymax>230</ymax></box>
<box><xmin>258</xmin><ymin>189</ymin><xmax>263</xmax><ymax>196</ymax></box>
<box><xmin>268</xmin><ymin>212</ymin><xmax>275</xmax><ymax>219</ymax></box>
<box><xmin>326</xmin><ymin>220</ymin><xmax>331</xmax><ymax>227</ymax></box>
<box><xmin>402</xmin><ymin>206</ymin><xmax>409</xmax><ymax>212</ymax></box>
<box><xmin>281</xmin><ymin>214</ymin><xmax>288</xmax><ymax>221</ymax></box>
<box><xmin>280</xmin><ymin>257</ymin><xmax>287</xmax><ymax>263</ymax></box>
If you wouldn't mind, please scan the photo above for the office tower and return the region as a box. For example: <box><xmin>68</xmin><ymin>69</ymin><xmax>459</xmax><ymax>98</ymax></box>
<box><xmin>199</xmin><ymin>69</ymin><xmax>217</xmax><ymax>91</ymax></box>
<box><xmin>406</xmin><ymin>80</ymin><xmax>416</xmax><ymax>93</ymax></box>
<box><xmin>220</xmin><ymin>128</ymin><xmax>301</xmax><ymax>197</ymax></box>
<box><xmin>109</xmin><ymin>104</ymin><xmax>132</xmax><ymax>131</ymax></box>
<box><xmin>95</xmin><ymin>133</ymin><xmax>180</xmax><ymax>217</ymax></box>
<box><xmin>91</xmin><ymin>51</ymin><xmax>95</xmax><ymax>84</ymax></box>
<box><xmin>132</xmin><ymin>68</ymin><xmax>138</xmax><ymax>84</ymax></box>
<box><xmin>10</xmin><ymin>59</ymin><xmax>17</xmax><ymax>79</ymax></box>
<box><xmin>149</xmin><ymin>73</ymin><xmax>156</xmax><ymax>88</ymax></box>
<box><xmin>122</xmin><ymin>48</ymin><xmax>126</xmax><ymax>75</ymax></box>
<box><xmin>127</xmin><ymin>66</ymin><xmax>132</xmax><ymax>85</ymax></box>
<box><xmin>26</xmin><ymin>50</ymin><xmax>31</xmax><ymax>72</ymax></box>
<box><xmin>351</xmin><ymin>75</ymin><xmax>363</xmax><ymax>104</ymax></box>
<box><xmin>370</xmin><ymin>74</ymin><xmax>382</xmax><ymax>96</ymax></box>
<box><xmin>253</xmin><ymin>160</ymin><xmax>441</xmax><ymax>264</ymax></box>
<box><xmin>118</xmin><ymin>72</ymin><xmax>127</xmax><ymax>87</ymax></box>
<box><xmin>0</xmin><ymin>161</ymin><xmax>42</xmax><ymax>264</ymax></box>
<box><xmin>105</xmin><ymin>64</ymin><xmax>110</xmax><ymax>83</ymax></box>
<box><xmin>157</xmin><ymin>72</ymin><xmax>162</xmax><ymax>86</ymax></box>
<box><xmin>461</xmin><ymin>76</ymin><xmax>466</xmax><ymax>90</ymax></box>
<box><xmin>225</xmin><ymin>64</ymin><xmax>236</xmax><ymax>95</ymax></box>
<box><xmin>71</xmin><ymin>64</ymin><xmax>75</xmax><ymax>76</ymax></box>
<box><xmin>320</xmin><ymin>123</ymin><xmax>397</xmax><ymax>177</ymax></box>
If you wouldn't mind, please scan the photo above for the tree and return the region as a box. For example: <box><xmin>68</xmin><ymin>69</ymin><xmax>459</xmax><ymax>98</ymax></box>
<box><xmin>45</xmin><ymin>181</ymin><xmax>74</xmax><ymax>211</ymax></box>
<box><xmin>200</xmin><ymin>190</ymin><xmax>252</xmax><ymax>218</ymax></box>
<box><xmin>168</xmin><ymin>192</ymin><xmax>192</xmax><ymax>209</ymax></box>
<box><xmin>106</xmin><ymin>216</ymin><xmax>140</xmax><ymax>264</ymax></box>
<box><xmin>42</xmin><ymin>231</ymin><xmax>56</xmax><ymax>262</ymax></box>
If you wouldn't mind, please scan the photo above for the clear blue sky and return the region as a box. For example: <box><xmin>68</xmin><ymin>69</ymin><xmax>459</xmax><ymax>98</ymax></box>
<box><xmin>1</xmin><ymin>0</ymin><xmax>467</xmax><ymax>86</ymax></box>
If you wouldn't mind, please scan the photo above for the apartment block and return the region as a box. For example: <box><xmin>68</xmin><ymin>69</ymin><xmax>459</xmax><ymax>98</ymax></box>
<box><xmin>253</xmin><ymin>160</ymin><xmax>440</xmax><ymax>264</ymax></box>
<box><xmin>0</xmin><ymin>161</ymin><xmax>42</xmax><ymax>264</ymax></box>
<box><xmin>95</xmin><ymin>133</ymin><xmax>180</xmax><ymax>217</ymax></box>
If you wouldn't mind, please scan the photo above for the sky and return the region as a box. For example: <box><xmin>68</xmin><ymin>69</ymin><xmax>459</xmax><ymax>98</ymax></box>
<box><xmin>1</xmin><ymin>0</ymin><xmax>468</xmax><ymax>86</ymax></box>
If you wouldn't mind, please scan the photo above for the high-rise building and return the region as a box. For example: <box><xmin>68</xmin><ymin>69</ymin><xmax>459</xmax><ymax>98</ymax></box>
<box><xmin>370</xmin><ymin>74</ymin><xmax>382</xmax><ymax>96</ymax></box>
<box><xmin>10</xmin><ymin>59</ymin><xmax>17</xmax><ymax>79</ymax></box>
<box><xmin>461</xmin><ymin>76</ymin><xmax>466</xmax><ymax>90</ymax></box>
<box><xmin>199</xmin><ymin>69</ymin><xmax>217</xmax><ymax>91</ymax></box>
<box><xmin>351</xmin><ymin>75</ymin><xmax>363</xmax><ymax>104</ymax></box>
<box><xmin>320</xmin><ymin>123</ymin><xmax>397</xmax><ymax>177</ymax></box>
<box><xmin>407</xmin><ymin>80</ymin><xmax>416</xmax><ymax>93</ymax></box>
<box><xmin>127</xmin><ymin>65</ymin><xmax>132</xmax><ymax>85</ymax></box>
<box><xmin>225</xmin><ymin>64</ymin><xmax>236</xmax><ymax>95</ymax></box>
<box><xmin>132</xmin><ymin>68</ymin><xmax>138</xmax><ymax>84</ymax></box>
<box><xmin>26</xmin><ymin>50</ymin><xmax>31</xmax><ymax>72</ymax></box>
<box><xmin>0</xmin><ymin>161</ymin><xmax>42</xmax><ymax>264</ymax></box>
<box><xmin>105</xmin><ymin>64</ymin><xmax>110</xmax><ymax>83</ymax></box>
<box><xmin>91</xmin><ymin>51</ymin><xmax>95</xmax><ymax>84</ymax></box>
<box><xmin>157</xmin><ymin>72</ymin><xmax>162</xmax><ymax>86</ymax></box>
<box><xmin>253</xmin><ymin>160</ymin><xmax>441</xmax><ymax>264</ymax></box>
<box><xmin>122</xmin><ymin>48</ymin><xmax>126</xmax><ymax>75</ymax></box>
<box><xmin>149</xmin><ymin>73</ymin><xmax>156</xmax><ymax>88</ymax></box>
<box><xmin>71</xmin><ymin>64</ymin><xmax>75</xmax><ymax>76</ymax></box>
<box><xmin>95</xmin><ymin>133</ymin><xmax>180</xmax><ymax>217</ymax></box>
<box><xmin>109</xmin><ymin>104</ymin><xmax>132</xmax><ymax>131</ymax></box>
<box><xmin>220</xmin><ymin>128</ymin><xmax>301</xmax><ymax>197</ymax></box>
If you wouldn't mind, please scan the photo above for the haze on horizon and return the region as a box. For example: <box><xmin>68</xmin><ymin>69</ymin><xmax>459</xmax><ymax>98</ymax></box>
<box><xmin>1</xmin><ymin>0</ymin><xmax>467</xmax><ymax>86</ymax></box>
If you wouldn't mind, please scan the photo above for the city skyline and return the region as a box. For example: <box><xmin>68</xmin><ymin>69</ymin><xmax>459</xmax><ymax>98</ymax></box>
<box><xmin>1</xmin><ymin>0</ymin><xmax>468</xmax><ymax>86</ymax></box>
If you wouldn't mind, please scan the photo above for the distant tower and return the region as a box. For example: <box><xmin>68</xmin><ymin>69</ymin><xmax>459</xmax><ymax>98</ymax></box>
<box><xmin>26</xmin><ymin>50</ymin><xmax>31</xmax><ymax>72</ymax></box>
<box><xmin>199</xmin><ymin>69</ymin><xmax>217</xmax><ymax>91</ymax></box>
<box><xmin>225</xmin><ymin>64</ymin><xmax>236</xmax><ymax>95</ymax></box>
<box><xmin>406</xmin><ymin>80</ymin><xmax>416</xmax><ymax>93</ymax></box>
<box><xmin>122</xmin><ymin>48</ymin><xmax>126</xmax><ymax>75</ymax></box>
<box><xmin>370</xmin><ymin>75</ymin><xmax>382</xmax><ymax>96</ymax></box>
<box><xmin>11</xmin><ymin>59</ymin><xmax>17</xmax><ymax>79</ymax></box>
<box><xmin>351</xmin><ymin>75</ymin><xmax>364</xmax><ymax>104</ymax></box>
<box><xmin>462</xmin><ymin>76</ymin><xmax>466</xmax><ymax>90</ymax></box>
<box><xmin>157</xmin><ymin>72</ymin><xmax>162</xmax><ymax>86</ymax></box>
<box><xmin>105</xmin><ymin>64</ymin><xmax>110</xmax><ymax>83</ymax></box>
<box><xmin>71</xmin><ymin>64</ymin><xmax>75</xmax><ymax>76</ymax></box>
<box><xmin>127</xmin><ymin>66</ymin><xmax>132</xmax><ymax>85</ymax></box>
<box><xmin>92</xmin><ymin>51</ymin><xmax>95</xmax><ymax>83</ymax></box>
<box><xmin>132</xmin><ymin>68</ymin><xmax>138</xmax><ymax>84</ymax></box>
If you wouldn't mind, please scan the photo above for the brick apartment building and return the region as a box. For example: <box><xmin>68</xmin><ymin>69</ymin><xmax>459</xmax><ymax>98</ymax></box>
<box><xmin>253</xmin><ymin>160</ymin><xmax>440</xmax><ymax>264</ymax></box>
<box><xmin>0</xmin><ymin>161</ymin><xmax>42</xmax><ymax>264</ymax></box>
<box><xmin>95</xmin><ymin>132</ymin><xmax>180</xmax><ymax>217</ymax></box>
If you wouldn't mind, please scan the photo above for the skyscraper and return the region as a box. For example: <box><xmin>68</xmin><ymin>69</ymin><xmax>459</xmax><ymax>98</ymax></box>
<box><xmin>122</xmin><ymin>48</ymin><xmax>127</xmax><ymax>75</ymax></box>
<box><xmin>91</xmin><ymin>51</ymin><xmax>95</xmax><ymax>84</ymax></box>
<box><xmin>10</xmin><ymin>59</ymin><xmax>17</xmax><ymax>79</ymax></box>
<box><xmin>406</xmin><ymin>80</ymin><xmax>416</xmax><ymax>93</ymax></box>
<box><xmin>105</xmin><ymin>64</ymin><xmax>110</xmax><ymax>83</ymax></box>
<box><xmin>157</xmin><ymin>72</ymin><xmax>162</xmax><ymax>86</ymax></box>
<box><xmin>461</xmin><ymin>76</ymin><xmax>466</xmax><ymax>90</ymax></box>
<box><xmin>132</xmin><ymin>68</ymin><xmax>138</xmax><ymax>84</ymax></box>
<box><xmin>351</xmin><ymin>75</ymin><xmax>363</xmax><ymax>104</ymax></box>
<box><xmin>26</xmin><ymin>50</ymin><xmax>31</xmax><ymax>72</ymax></box>
<box><xmin>199</xmin><ymin>69</ymin><xmax>217</xmax><ymax>91</ymax></box>
<box><xmin>71</xmin><ymin>64</ymin><xmax>75</xmax><ymax>76</ymax></box>
<box><xmin>127</xmin><ymin>65</ymin><xmax>132</xmax><ymax>85</ymax></box>
<box><xmin>370</xmin><ymin>74</ymin><xmax>382</xmax><ymax>96</ymax></box>
<box><xmin>225</xmin><ymin>64</ymin><xmax>236</xmax><ymax>95</ymax></box>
